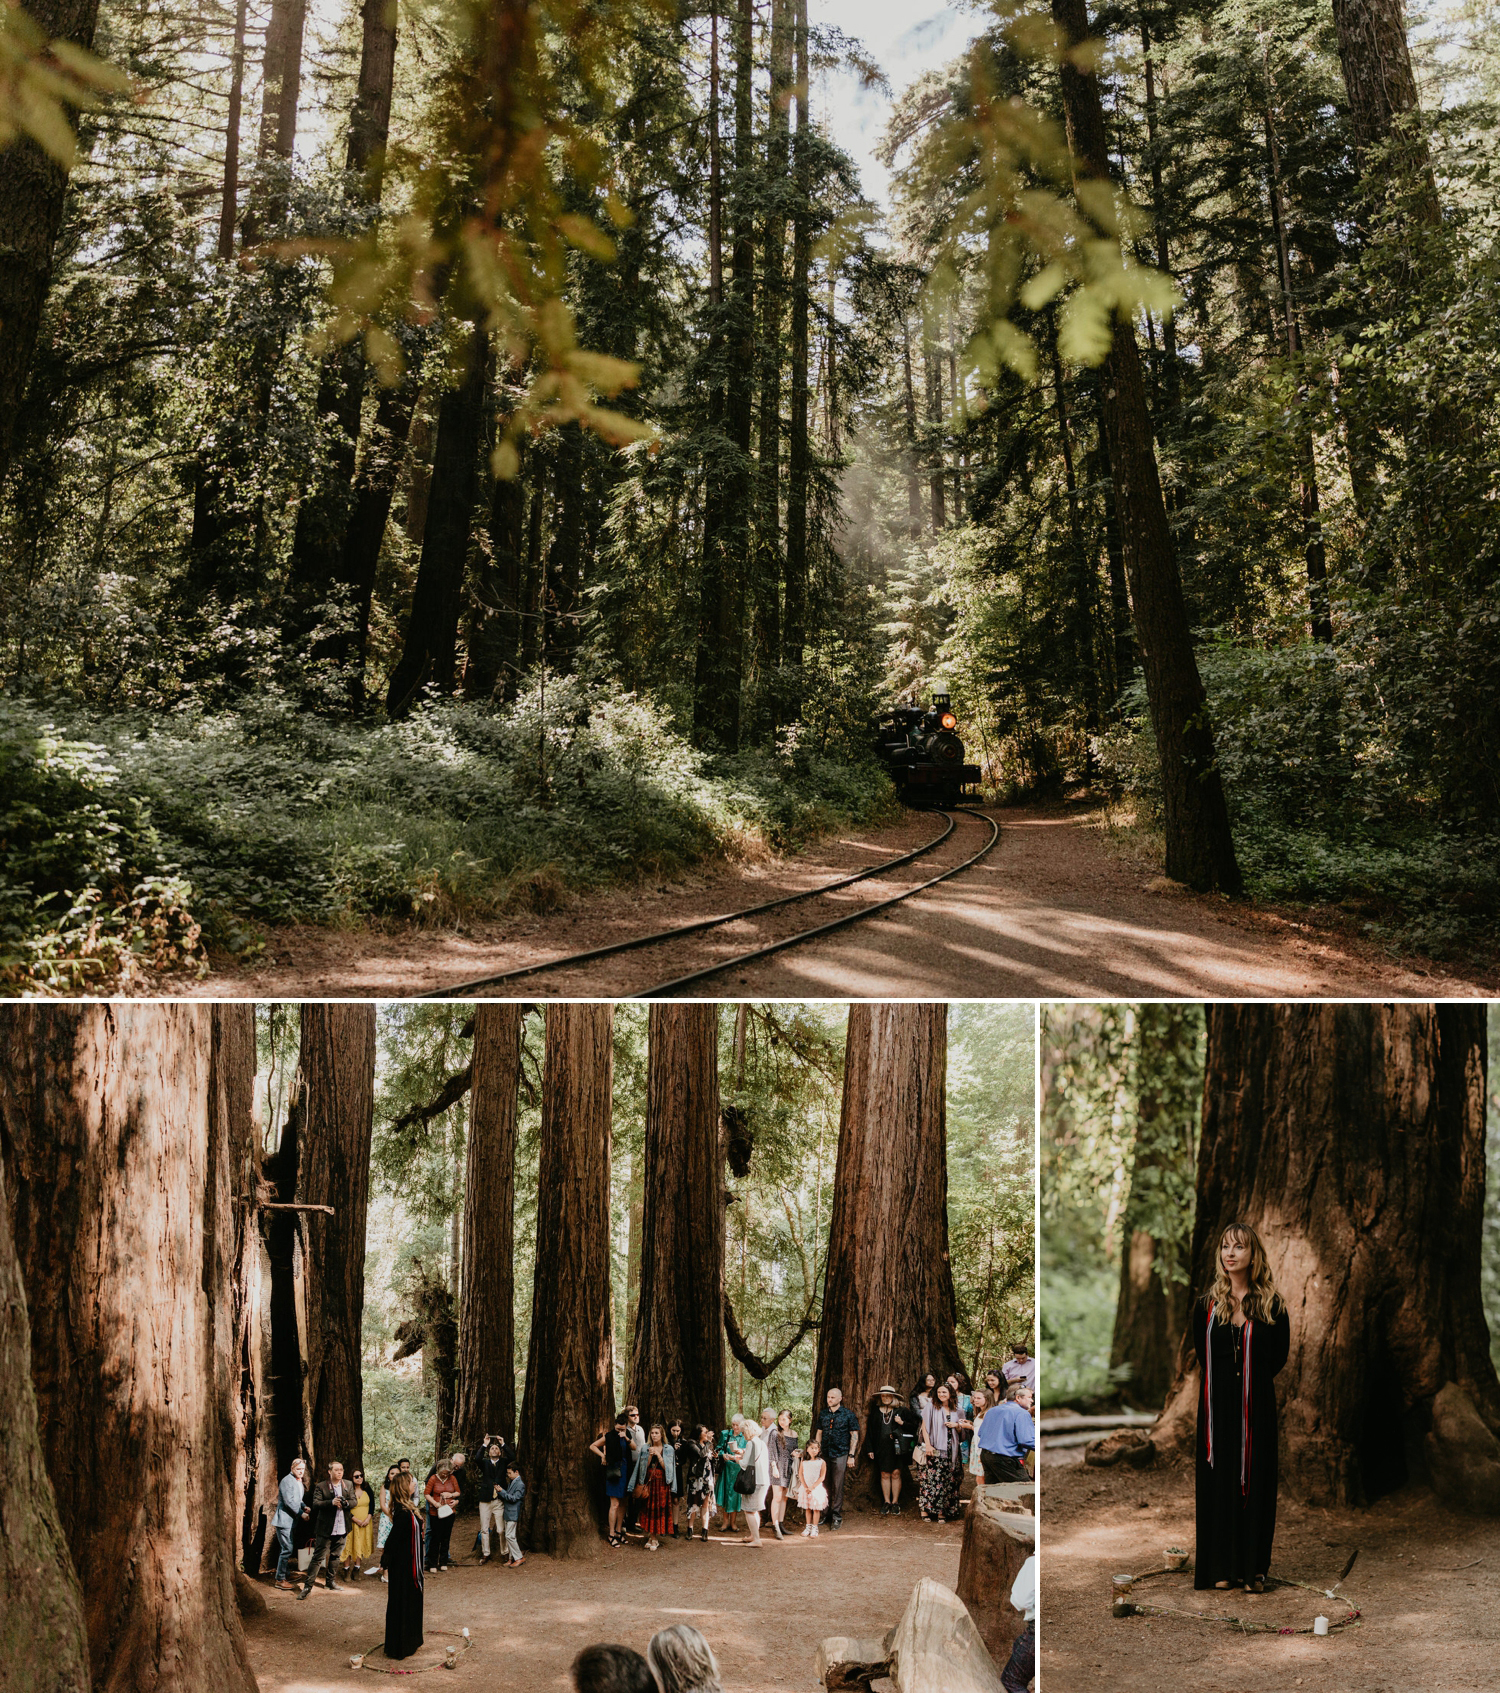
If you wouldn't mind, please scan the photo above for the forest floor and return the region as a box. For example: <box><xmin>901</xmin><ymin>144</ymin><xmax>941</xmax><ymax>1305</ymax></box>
<box><xmin>240</xmin><ymin>1506</ymin><xmax>962</xmax><ymax>1691</ymax></box>
<box><xmin>1042</xmin><ymin>1446</ymin><xmax>1500</xmax><ymax>1692</ymax></box>
<box><xmin>169</xmin><ymin>797</ymin><xmax>1497</xmax><ymax>998</ymax></box>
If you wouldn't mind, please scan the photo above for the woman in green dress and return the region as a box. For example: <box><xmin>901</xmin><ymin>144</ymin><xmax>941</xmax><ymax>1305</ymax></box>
<box><xmin>714</xmin><ymin>1421</ymin><xmax>748</xmax><ymax>1530</ymax></box>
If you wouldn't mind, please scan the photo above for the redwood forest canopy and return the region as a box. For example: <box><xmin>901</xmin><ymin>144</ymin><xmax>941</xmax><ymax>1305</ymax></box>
<box><xmin>1042</xmin><ymin>1002</ymin><xmax>1500</xmax><ymax>1512</ymax></box>
<box><xmin>3</xmin><ymin>0</ymin><xmax>1499</xmax><ymax>989</ymax></box>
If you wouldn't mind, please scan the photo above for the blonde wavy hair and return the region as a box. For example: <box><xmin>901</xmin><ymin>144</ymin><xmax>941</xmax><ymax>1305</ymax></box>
<box><xmin>1207</xmin><ymin>1221</ymin><xmax>1284</xmax><ymax>1323</ymax></box>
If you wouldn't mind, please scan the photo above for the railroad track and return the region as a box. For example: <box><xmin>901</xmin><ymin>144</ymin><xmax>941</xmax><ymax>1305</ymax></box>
<box><xmin>419</xmin><ymin>806</ymin><xmax>1000</xmax><ymax>1000</ymax></box>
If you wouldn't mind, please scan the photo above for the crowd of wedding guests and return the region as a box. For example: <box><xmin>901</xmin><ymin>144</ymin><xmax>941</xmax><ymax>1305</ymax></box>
<box><xmin>263</xmin><ymin>1340</ymin><xmax>1036</xmax><ymax>1663</ymax></box>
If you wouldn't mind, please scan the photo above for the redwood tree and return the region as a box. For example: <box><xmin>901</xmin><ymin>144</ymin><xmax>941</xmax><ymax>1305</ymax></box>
<box><xmin>290</xmin><ymin>1003</ymin><xmax>376</xmax><ymax>1475</ymax></box>
<box><xmin>519</xmin><ymin>1005</ymin><xmax>615</xmax><ymax>1556</ymax></box>
<box><xmin>1050</xmin><ymin>0</ymin><xmax>1242</xmax><ymax>895</ymax></box>
<box><xmin>627</xmin><ymin>1004</ymin><xmax>726</xmax><ymax>1436</ymax></box>
<box><xmin>1154</xmin><ymin>1004</ymin><xmax>1498</xmax><ymax>1509</ymax></box>
<box><xmin>456</xmin><ymin>1004</ymin><xmax>522</xmax><ymax>1451</ymax></box>
<box><xmin>0</xmin><ymin>1145</ymin><xmax>89</xmax><ymax>1691</ymax></box>
<box><xmin>0</xmin><ymin>1006</ymin><xmax>257</xmax><ymax>1693</ymax></box>
<box><xmin>814</xmin><ymin>1003</ymin><xmax>963</xmax><ymax>1499</ymax></box>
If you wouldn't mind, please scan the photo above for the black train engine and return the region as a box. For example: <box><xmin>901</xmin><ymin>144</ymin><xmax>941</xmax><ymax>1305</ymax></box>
<box><xmin>870</xmin><ymin>691</ymin><xmax>982</xmax><ymax>808</ymax></box>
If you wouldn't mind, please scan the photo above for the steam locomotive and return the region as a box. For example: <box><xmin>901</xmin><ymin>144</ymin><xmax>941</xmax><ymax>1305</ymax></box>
<box><xmin>871</xmin><ymin>690</ymin><xmax>983</xmax><ymax>808</ymax></box>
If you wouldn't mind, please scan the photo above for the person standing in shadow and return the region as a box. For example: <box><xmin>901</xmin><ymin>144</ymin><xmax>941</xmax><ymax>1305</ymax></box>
<box><xmin>381</xmin><ymin>1471</ymin><xmax>425</xmax><ymax>1659</ymax></box>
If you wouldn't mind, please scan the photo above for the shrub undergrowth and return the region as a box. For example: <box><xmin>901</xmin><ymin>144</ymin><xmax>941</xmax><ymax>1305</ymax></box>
<box><xmin>1</xmin><ymin>676</ymin><xmax>898</xmax><ymax>992</ymax></box>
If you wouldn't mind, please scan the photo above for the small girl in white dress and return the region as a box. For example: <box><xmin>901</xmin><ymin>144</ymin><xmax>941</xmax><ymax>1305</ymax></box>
<box><xmin>797</xmin><ymin>1436</ymin><xmax>828</xmax><ymax>1537</ymax></box>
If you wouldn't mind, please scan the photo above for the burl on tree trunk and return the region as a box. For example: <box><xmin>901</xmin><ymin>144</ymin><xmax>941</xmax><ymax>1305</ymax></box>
<box><xmin>291</xmin><ymin>1004</ymin><xmax>376</xmax><ymax>1475</ymax></box>
<box><xmin>0</xmin><ymin>1146</ymin><xmax>90</xmax><ymax>1691</ymax></box>
<box><xmin>815</xmin><ymin>1003</ymin><xmax>964</xmax><ymax>1502</ymax></box>
<box><xmin>628</xmin><ymin>1004</ymin><xmax>727</xmax><ymax>1437</ymax></box>
<box><xmin>1154</xmin><ymin>1004</ymin><xmax>1500</xmax><ymax>1511</ymax></box>
<box><xmin>519</xmin><ymin>1005</ymin><xmax>616</xmax><ymax>1557</ymax></box>
<box><xmin>0</xmin><ymin>1006</ymin><xmax>258</xmax><ymax>1693</ymax></box>
<box><xmin>456</xmin><ymin>1004</ymin><xmax>522</xmax><ymax>1451</ymax></box>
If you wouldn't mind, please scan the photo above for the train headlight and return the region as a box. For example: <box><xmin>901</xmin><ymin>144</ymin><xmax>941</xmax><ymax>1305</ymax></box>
<box><xmin>940</xmin><ymin>712</ymin><xmax>957</xmax><ymax>729</ymax></box>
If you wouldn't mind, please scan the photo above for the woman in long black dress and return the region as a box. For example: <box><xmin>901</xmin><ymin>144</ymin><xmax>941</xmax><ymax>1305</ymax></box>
<box><xmin>380</xmin><ymin>1473</ymin><xmax>425</xmax><ymax>1659</ymax></box>
<box><xmin>1193</xmin><ymin>1220</ymin><xmax>1291</xmax><ymax>1592</ymax></box>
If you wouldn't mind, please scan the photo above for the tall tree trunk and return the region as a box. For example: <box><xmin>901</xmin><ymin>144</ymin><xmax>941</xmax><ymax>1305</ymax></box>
<box><xmin>694</xmin><ymin>0</ymin><xmax>729</xmax><ymax>744</ymax></box>
<box><xmin>901</xmin><ymin>315</ymin><xmax>923</xmax><ymax>536</ymax></box>
<box><xmin>290</xmin><ymin>1005</ymin><xmax>376</xmax><ymax>1474</ymax></box>
<box><xmin>1153</xmin><ymin>1005</ymin><xmax>1497</xmax><ymax>1509</ymax></box>
<box><xmin>456</xmin><ymin>1006</ymin><xmax>521</xmax><ymax>1452</ymax></box>
<box><xmin>1050</xmin><ymin>330</ymin><xmax>1101</xmax><ymax>751</ymax></box>
<box><xmin>814</xmin><ymin>1005</ymin><xmax>962</xmax><ymax>1505</ymax></box>
<box><xmin>1329</xmin><ymin>0</ymin><xmax>1440</xmax><ymax>219</ymax></box>
<box><xmin>465</xmin><ymin>415</ymin><xmax>526</xmax><ymax>701</ymax></box>
<box><xmin>386</xmin><ymin>327</ymin><xmax>488</xmax><ymax>717</ymax></box>
<box><xmin>0</xmin><ymin>0</ymin><xmax>103</xmax><ymax>487</ymax></box>
<box><xmin>628</xmin><ymin>1006</ymin><xmax>727</xmax><ymax>1437</ymax></box>
<box><xmin>242</xmin><ymin>0</ymin><xmax>307</xmax><ymax>245</ymax></box>
<box><xmin>544</xmin><ymin>420</ymin><xmax>586</xmax><ymax>671</ymax></box>
<box><xmin>521</xmin><ymin>465</ymin><xmax>544</xmax><ymax>669</ymax></box>
<box><xmin>1093</xmin><ymin>379</ymin><xmax>1133</xmax><ymax>695</ymax></box>
<box><xmin>0</xmin><ymin>1146</ymin><xmax>89</xmax><ymax>1691</ymax></box>
<box><xmin>519</xmin><ymin>1006</ymin><xmax>615</xmax><ymax>1557</ymax></box>
<box><xmin>217</xmin><ymin>0</ymin><xmax>249</xmax><ymax>261</ymax></box>
<box><xmin>0</xmin><ymin>1007</ymin><xmax>258</xmax><ymax>1693</ymax></box>
<box><xmin>782</xmin><ymin>0</ymin><xmax>811</xmax><ymax>717</ymax></box>
<box><xmin>925</xmin><ymin>331</ymin><xmax>947</xmax><ymax>530</ymax></box>
<box><xmin>1264</xmin><ymin>86</ymin><xmax>1333</xmax><ymax>645</ymax></box>
<box><xmin>1051</xmin><ymin>0</ymin><xmax>1242</xmax><ymax>895</ymax></box>
<box><xmin>1108</xmin><ymin>1005</ymin><xmax>1199</xmax><ymax>1408</ymax></box>
<box><xmin>752</xmin><ymin>0</ymin><xmax>792</xmax><ymax>733</ymax></box>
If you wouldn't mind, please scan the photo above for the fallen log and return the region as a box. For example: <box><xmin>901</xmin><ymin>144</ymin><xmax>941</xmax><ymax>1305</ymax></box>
<box><xmin>1039</xmin><ymin>1412</ymin><xmax>1156</xmax><ymax>1432</ymax></box>
<box><xmin>887</xmin><ymin>1577</ymin><xmax>1006</xmax><ymax>1693</ymax></box>
<box><xmin>815</xmin><ymin>1633</ymin><xmax>892</xmax><ymax>1690</ymax></box>
<box><xmin>958</xmin><ymin>1491</ymin><xmax>1034</xmax><ymax>1660</ymax></box>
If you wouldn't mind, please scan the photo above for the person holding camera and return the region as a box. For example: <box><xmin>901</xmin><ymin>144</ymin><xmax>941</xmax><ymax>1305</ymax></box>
<box><xmin>473</xmin><ymin>1435</ymin><xmax>510</xmax><ymax>1564</ymax></box>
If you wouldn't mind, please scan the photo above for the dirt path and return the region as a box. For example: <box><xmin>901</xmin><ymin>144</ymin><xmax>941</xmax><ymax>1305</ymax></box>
<box><xmin>170</xmin><ymin>802</ymin><xmax>1496</xmax><ymax>999</ymax></box>
<box><xmin>1042</xmin><ymin>1450</ymin><xmax>1500</xmax><ymax>1692</ymax></box>
<box><xmin>242</xmin><ymin>1508</ymin><xmax>960</xmax><ymax>1692</ymax></box>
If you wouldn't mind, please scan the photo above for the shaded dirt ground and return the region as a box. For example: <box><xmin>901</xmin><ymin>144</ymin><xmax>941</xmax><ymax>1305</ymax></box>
<box><xmin>1042</xmin><ymin>1449</ymin><xmax>1500</xmax><ymax>1692</ymax></box>
<box><xmin>167</xmin><ymin>800</ymin><xmax>1497</xmax><ymax>1000</ymax></box>
<box><xmin>243</xmin><ymin>1508</ymin><xmax>962</xmax><ymax>1692</ymax></box>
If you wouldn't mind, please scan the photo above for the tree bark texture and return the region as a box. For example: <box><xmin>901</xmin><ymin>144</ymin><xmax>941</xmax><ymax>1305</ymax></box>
<box><xmin>0</xmin><ymin>1007</ymin><xmax>257</xmax><ymax>1693</ymax></box>
<box><xmin>217</xmin><ymin>0</ymin><xmax>249</xmax><ymax>261</ymax></box>
<box><xmin>627</xmin><ymin>1005</ymin><xmax>727</xmax><ymax>1437</ymax></box>
<box><xmin>782</xmin><ymin>0</ymin><xmax>811</xmax><ymax>712</ymax></box>
<box><xmin>1154</xmin><ymin>1004</ymin><xmax>1497</xmax><ymax>1509</ymax></box>
<box><xmin>1329</xmin><ymin>0</ymin><xmax>1439</xmax><ymax>215</ymax></box>
<box><xmin>386</xmin><ymin>327</ymin><xmax>488</xmax><ymax>716</ymax></box>
<box><xmin>289</xmin><ymin>1004</ymin><xmax>375</xmax><ymax>1476</ymax></box>
<box><xmin>0</xmin><ymin>0</ymin><xmax>103</xmax><ymax>487</ymax></box>
<box><xmin>456</xmin><ymin>1005</ymin><xmax>521</xmax><ymax>1452</ymax></box>
<box><xmin>519</xmin><ymin>1005</ymin><xmax>615</xmax><ymax>1556</ymax></box>
<box><xmin>1051</xmin><ymin>0</ymin><xmax>1241</xmax><ymax>894</ymax></box>
<box><xmin>814</xmin><ymin>1005</ymin><xmax>963</xmax><ymax>1502</ymax></box>
<box><xmin>0</xmin><ymin>1144</ymin><xmax>89</xmax><ymax>1692</ymax></box>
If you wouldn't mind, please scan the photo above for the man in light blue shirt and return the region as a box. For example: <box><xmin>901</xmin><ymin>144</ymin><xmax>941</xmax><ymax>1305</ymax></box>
<box><xmin>271</xmin><ymin>1457</ymin><xmax>306</xmax><ymax>1589</ymax></box>
<box><xmin>978</xmin><ymin>1388</ymin><xmax>1035</xmax><ymax>1484</ymax></box>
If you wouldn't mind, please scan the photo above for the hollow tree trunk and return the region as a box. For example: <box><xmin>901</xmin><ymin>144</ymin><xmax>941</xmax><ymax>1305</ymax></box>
<box><xmin>1108</xmin><ymin>1004</ymin><xmax>1199</xmax><ymax>1408</ymax></box>
<box><xmin>386</xmin><ymin>326</ymin><xmax>488</xmax><ymax>716</ymax></box>
<box><xmin>0</xmin><ymin>0</ymin><xmax>103</xmax><ymax>486</ymax></box>
<box><xmin>814</xmin><ymin>1004</ymin><xmax>963</xmax><ymax>1502</ymax></box>
<box><xmin>290</xmin><ymin>1004</ymin><xmax>375</xmax><ymax>1475</ymax></box>
<box><xmin>519</xmin><ymin>1005</ymin><xmax>615</xmax><ymax>1557</ymax></box>
<box><xmin>0</xmin><ymin>1145</ymin><xmax>89</xmax><ymax>1691</ymax></box>
<box><xmin>1153</xmin><ymin>1004</ymin><xmax>1497</xmax><ymax>1510</ymax></box>
<box><xmin>456</xmin><ymin>1005</ymin><xmax>521</xmax><ymax>1452</ymax></box>
<box><xmin>0</xmin><ymin>1007</ymin><xmax>257</xmax><ymax>1693</ymax></box>
<box><xmin>627</xmin><ymin>1005</ymin><xmax>727</xmax><ymax>1437</ymax></box>
<box><xmin>1051</xmin><ymin>0</ymin><xmax>1241</xmax><ymax>894</ymax></box>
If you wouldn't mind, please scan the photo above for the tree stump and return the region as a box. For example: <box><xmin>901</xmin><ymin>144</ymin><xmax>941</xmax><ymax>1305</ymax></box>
<box><xmin>815</xmin><ymin>1633</ymin><xmax>891</xmax><ymax>1690</ymax></box>
<box><xmin>887</xmin><ymin>1576</ymin><xmax>1006</xmax><ymax>1693</ymax></box>
<box><xmin>957</xmin><ymin>1491</ymin><xmax>1034</xmax><ymax>1660</ymax></box>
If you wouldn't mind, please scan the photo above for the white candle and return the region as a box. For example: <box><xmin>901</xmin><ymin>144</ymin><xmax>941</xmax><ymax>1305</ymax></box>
<box><xmin>1313</xmin><ymin>1616</ymin><xmax>1329</xmax><ymax>1636</ymax></box>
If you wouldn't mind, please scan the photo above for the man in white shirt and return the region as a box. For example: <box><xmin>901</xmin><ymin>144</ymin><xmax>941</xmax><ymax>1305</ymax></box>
<box><xmin>1000</xmin><ymin>1552</ymin><xmax>1035</xmax><ymax>1691</ymax></box>
<box><xmin>297</xmin><ymin>1461</ymin><xmax>351</xmax><ymax>1598</ymax></box>
<box><xmin>1002</xmin><ymin>1342</ymin><xmax>1038</xmax><ymax>1398</ymax></box>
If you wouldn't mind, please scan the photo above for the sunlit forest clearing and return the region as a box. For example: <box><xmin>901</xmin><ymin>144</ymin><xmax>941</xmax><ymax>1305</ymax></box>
<box><xmin>2</xmin><ymin>0</ymin><xmax>1498</xmax><ymax>991</ymax></box>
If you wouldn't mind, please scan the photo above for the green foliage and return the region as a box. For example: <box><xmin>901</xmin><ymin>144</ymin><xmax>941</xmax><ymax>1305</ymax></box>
<box><xmin>1040</xmin><ymin>1002</ymin><xmax>1204</xmax><ymax>1405</ymax></box>
<box><xmin>2</xmin><ymin>681</ymin><xmax>895</xmax><ymax>976</ymax></box>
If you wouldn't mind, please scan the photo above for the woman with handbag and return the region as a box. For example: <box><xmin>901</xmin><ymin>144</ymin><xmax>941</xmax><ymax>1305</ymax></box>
<box><xmin>714</xmin><ymin>1422</ymin><xmax>747</xmax><ymax>1529</ymax></box>
<box><xmin>918</xmin><ymin>1383</ymin><xmax>964</xmax><ymax>1521</ymax></box>
<box><xmin>628</xmin><ymin>1424</ymin><xmax>676</xmax><ymax>1551</ymax></box>
<box><xmin>736</xmin><ymin>1419</ymin><xmax>771</xmax><ymax>1545</ymax></box>
<box><xmin>423</xmin><ymin>1460</ymin><xmax>460</xmax><ymax>1569</ymax></box>
<box><xmin>589</xmin><ymin>1413</ymin><xmax>633</xmax><ymax>1547</ymax></box>
<box><xmin>796</xmin><ymin>1436</ymin><xmax>828</xmax><ymax>1537</ymax></box>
